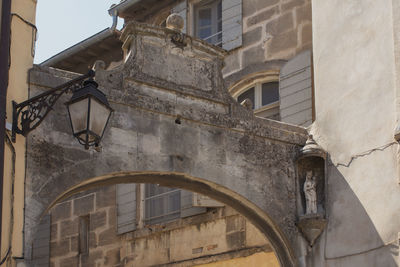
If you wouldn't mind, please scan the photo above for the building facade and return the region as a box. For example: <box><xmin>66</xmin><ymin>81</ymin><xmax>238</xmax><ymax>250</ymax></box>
<box><xmin>0</xmin><ymin>0</ymin><xmax>37</xmax><ymax>266</ymax></box>
<box><xmin>30</xmin><ymin>1</ymin><xmax>313</xmax><ymax>267</ymax></box>
<box><xmin>3</xmin><ymin>0</ymin><xmax>400</xmax><ymax>267</ymax></box>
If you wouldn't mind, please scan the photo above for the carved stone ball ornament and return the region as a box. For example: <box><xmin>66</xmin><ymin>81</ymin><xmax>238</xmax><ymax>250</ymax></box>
<box><xmin>166</xmin><ymin>13</ymin><xmax>184</xmax><ymax>32</ymax></box>
<box><xmin>166</xmin><ymin>13</ymin><xmax>187</xmax><ymax>48</ymax></box>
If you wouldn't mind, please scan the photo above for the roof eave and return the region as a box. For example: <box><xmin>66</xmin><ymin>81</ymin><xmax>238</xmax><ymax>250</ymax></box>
<box><xmin>40</xmin><ymin>28</ymin><xmax>116</xmax><ymax>67</ymax></box>
<box><xmin>108</xmin><ymin>0</ymin><xmax>143</xmax><ymax>16</ymax></box>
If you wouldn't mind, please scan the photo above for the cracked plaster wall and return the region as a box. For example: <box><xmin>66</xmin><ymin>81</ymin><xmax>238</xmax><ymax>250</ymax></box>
<box><xmin>311</xmin><ymin>0</ymin><xmax>400</xmax><ymax>266</ymax></box>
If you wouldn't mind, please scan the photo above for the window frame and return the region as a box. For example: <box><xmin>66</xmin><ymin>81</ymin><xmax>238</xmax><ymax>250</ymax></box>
<box><xmin>188</xmin><ymin>0</ymin><xmax>222</xmax><ymax>46</ymax></box>
<box><xmin>195</xmin><ymin>0</ymin><xmax>222</xmax><ymax>46</ymax></box>
<box><xmin>143</xmin><ymin>184</ymin><xmax>181</xmax><ymax>225</ymax></box>
<box><xmin>141</xmin><ymin>184</ymin><xmax>182</xmax><ymax>225</ymax></box>
<box><xmin>230</xmin><ymin>70</ymin><xmax>280</xmax><ymax>116</ymax></box>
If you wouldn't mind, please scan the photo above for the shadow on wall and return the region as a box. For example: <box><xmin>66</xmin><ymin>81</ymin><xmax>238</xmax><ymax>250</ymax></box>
<box><xmin>307</xmin><ymin>162</ymin><xmax>398</xmax><ymax>266</ymax></box>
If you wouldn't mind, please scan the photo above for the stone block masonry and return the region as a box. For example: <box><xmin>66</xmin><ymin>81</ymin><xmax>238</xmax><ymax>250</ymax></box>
<box><xmin>223</xmin><ymin>0</ymin><xmax>313</xmax><ymax>86</ymax></box>
<box><xmin>49</xmin><ymin>187</ymin><xmax>120</xmax><ymax>267</ymax></box>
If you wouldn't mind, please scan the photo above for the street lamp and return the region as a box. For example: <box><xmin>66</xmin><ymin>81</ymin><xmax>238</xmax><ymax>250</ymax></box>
<box><xmin>11</xmin><ymin>70</ymin><xmax>113</xmax><ymax>149</ymax></box>
<box><xmin>66</xmin><ymin>78</ymin><xmax>113</xmax><ymax>149</ymax></box>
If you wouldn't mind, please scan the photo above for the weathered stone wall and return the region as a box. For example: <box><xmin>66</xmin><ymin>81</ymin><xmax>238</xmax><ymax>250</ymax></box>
<box><xmin>113</xmin><ymin>0</ymin><xmax>313</xmax><ymax>89</ymax></box>
<box><xmin>223</xmin><ymin>0</ymin><xmax>312</xmax><ymax>87</ymax></box>
<box><xmin>195</xmin><ymin>251</ymin><xmax>279</xmax><ymax>267</ymax></box>
<box><xmin>24</xmin><ymin>22</ymin><xmax>308</xmax><ymax>266</ymax></box>
<box><xmin>121</xmin><ymin>205</ymin><xmax>275</xmax><ymax>266</ymax></box>
<box><xmin>48</xmin><ymin>184</ymin><xmax>276</xmax><ymax>267</ymax></box>
<box><xmin>49</xmin><ymin>186</ymin><xmax>120</xmax><ymax>267</ymax></box>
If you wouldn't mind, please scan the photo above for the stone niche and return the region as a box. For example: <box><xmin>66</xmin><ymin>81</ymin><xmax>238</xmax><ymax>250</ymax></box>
<box><xmin>296</xmin><ymin>135</ymin><xmax>327</xmax><ymax>247</ymax></box>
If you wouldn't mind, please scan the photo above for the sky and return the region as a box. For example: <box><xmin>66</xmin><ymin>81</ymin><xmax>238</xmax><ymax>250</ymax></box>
<box><xmin>34</xmin><ymin>0</ymin><xmax>123</xmax><ymax>64</ymax></box>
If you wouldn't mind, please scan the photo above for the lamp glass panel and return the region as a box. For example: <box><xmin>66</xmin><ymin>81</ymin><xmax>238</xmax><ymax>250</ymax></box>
<box><xmin>68</xmin><ymin>98</ymin><xmax>89</xmax><ymax>134</ymax></box>
<box><xmin>89</xmin><ymin>98</ymin><xmax>111</xmax><ymax>137</ymax></box>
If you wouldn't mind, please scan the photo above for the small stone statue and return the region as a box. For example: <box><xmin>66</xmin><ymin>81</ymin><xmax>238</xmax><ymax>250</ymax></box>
<box><xmin>304</xmin><ymin>170</ymin><xmax>317</xmax><ymax>214</ymax></box>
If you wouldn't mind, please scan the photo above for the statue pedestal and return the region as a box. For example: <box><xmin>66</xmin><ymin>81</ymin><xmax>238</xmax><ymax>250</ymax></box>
<box><xmin>297</xmin><ymin>214</ymin><xmax>327</xmax><ymax>246</ymax></box>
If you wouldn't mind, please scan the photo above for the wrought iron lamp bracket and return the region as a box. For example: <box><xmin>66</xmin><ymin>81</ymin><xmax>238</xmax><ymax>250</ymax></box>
<box><xmin>11</xmin><ymin>70</ymin><xmax>95</xmax><ymax>142</ymax></box>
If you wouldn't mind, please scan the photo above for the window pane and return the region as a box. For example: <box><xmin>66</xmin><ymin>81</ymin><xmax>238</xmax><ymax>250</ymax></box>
<box><xmin>169</xmin><ymin>192</ymin><xmax>180</xmax><ymax>212</ymax></box>
<box><xmin>217</xmin><ymin>1</ymin><xmax>222</xmax><ymax>20</ymax></box>
<box><xmin>199</xmin><ymin>27</ymin><xmax>212</xmax><ymax>39</ymax></box>
<box><xmin>217</xmin><ymin>1</ymin><xmax>222</xmax><ymax>37</ymax></box>
<box><xmin>237</xmin><ymin>87</ymin><xmax>255</xmax><ymax>109</ymax></box>
<box><xmin>199</xmin><ymin>8</ymin><xmax>211</xmax><ymax>27</ymax></box>
<box><xmin>195</xmin><ymin>0</ymin><xmax>222</xmax><ymax>46</ymax></box>
<box><xmin>217</xmin><ymin>1</ymin><xmax>222</xmax><ymax>45</ymax></box>
<box><xmin>262</xmin><ymin>82</ymin><xmax>279</xmax><ymax>106</ymax></box>
<box><xmin>146</xmin><ymin>184</ymin><xmax>175</xmax><ymax>198</ymax></box>
<box><xmin>145</xmin><ymin>184</ymin><xmax>181</xmax><ymax>224</ymax></box>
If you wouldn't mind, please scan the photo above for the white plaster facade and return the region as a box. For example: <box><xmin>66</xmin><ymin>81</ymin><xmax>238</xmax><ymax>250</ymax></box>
<box><xmin>309</xmin><ymin>0</ymin><xmax>400</xmax><ymax>266</ymax></box>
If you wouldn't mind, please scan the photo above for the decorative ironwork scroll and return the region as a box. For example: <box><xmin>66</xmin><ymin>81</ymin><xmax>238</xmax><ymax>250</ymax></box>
<box><xmin>11</xmin><ymin>70</ymin><xmax>95</xmax><ymax>142</ymax></box>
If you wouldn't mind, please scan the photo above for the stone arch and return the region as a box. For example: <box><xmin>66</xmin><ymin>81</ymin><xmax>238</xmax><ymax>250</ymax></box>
<box><xmin>228</xmin><ymin>69</ymin><xmax>280</xmax><ymax>98</ymax></box>
<box><xmin>26</xmin><ymin>21</ymin><xmax>309</xmax><ymax>266</ymax></box>
<box><xmin>41</xmin><ymin>171</ymin><xmax>296</xmax><ymax>267</ymax></box>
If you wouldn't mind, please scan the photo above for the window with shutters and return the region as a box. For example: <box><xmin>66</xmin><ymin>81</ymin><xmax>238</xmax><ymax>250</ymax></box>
<box><xmin>194</xmin><ymin>0</ymin><xmax>222</xmax><ymax>46</ymax></box>
<box><xmin>116</xmin><ymin>183</ymin><xmax>223</xmax><ymax>233</ymax></box>
<box><xmin>144</xmin><ymin>184</ymin><xmax>181</xmax><ymax>225</ymax></box>
<box><xmin>116</xmin><ymin>184</ymin><xmax>137</xmax><ymax>234</ymax></box>
<box><xmin>184</xmin><ymin>0</ymin><xmax>242</xmax><ymax>50</ymax></box>
<box><xmin>234</xmin><ymin>78</ymin><xmax>280</xmax><ymax>120</ymax></box>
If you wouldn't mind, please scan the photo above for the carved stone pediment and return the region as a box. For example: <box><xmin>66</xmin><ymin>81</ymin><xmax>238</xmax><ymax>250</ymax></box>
<box><xmin>118</xmin><ymin>19</ymin><xmax>229</xmax><ymax>103</ymax></box>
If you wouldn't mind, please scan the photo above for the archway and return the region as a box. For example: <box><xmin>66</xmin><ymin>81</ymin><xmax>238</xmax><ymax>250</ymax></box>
<box><xmin>25</xmin><ymin>21</ymin><xmax>309</xmax><ymax>267</ymax></box>
<box><xmin>39</xmin><ymin>171</ymin><xmax>296</xmax><ymax>266</ymax></box>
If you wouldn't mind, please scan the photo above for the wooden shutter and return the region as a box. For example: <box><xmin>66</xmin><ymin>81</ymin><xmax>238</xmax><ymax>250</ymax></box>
<box><xmin>31</xmin><ymin>215</ymin><xmax>50</xmax><ymax>267</ymax></box>
<box><xmin>192</xmin><ymin>193</ymin><xmax>224</xmax><ymax>207</ymax></box>
<box><xmin>172</xmin><ymin>0</ymin><xmax>188</xmax><ymax>33</ymax></box>
<box><xmin>279</xmin><ymin>50</ymin><xmax>313</xmax><ymax>127</ymax></box>
<box><xmin>222</xmin><ymin>0</ymin><xmax>242</xmax><ymax>50</ymax></box>
<box><xmin>180</xmin><ymin>190</ymin><xmax>206</xmax><ymax>218</ymax></box>
<box><xmin>116</xmin><ymin>184</ymin><xmax>137</xmax><ymax>234</ymax></box>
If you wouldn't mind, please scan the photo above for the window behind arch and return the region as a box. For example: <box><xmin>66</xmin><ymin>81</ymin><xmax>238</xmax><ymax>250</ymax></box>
<box><xmin>236</xmin><ymin>81</ymin><xmax>280</xmax><ymax>120</ymax></box>
<box><xmin>144</xmin><ymin>184</ymin><xmax>181</xmax><ymax>225</ymax></box>
<box><xmin>262</xmin><ymin>82</ymin><xmax>279</xmax><ymax>106</ymax></box>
